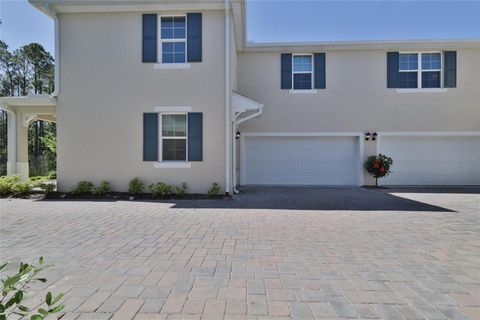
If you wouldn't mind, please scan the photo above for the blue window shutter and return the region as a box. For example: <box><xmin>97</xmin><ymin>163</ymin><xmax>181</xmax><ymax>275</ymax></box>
<box><xmin>187</xmin><ymin>13</ymin><xmax>202</xmax><ymax>62</ymax></box>
<box><xmin>387</xmin><ymin>52</ymin><xmax>399</xmax><ymax>88</ymax></box>
<box><xmin>142</xmin><ymin>14</ymin><xmax>157</xmax><ymax>63</ymax></box>
<box><xmin>188</xmin><ymin>112</ymin><xmax>203</xmax><ymax>161</ymax></box>
<box><xmin>143</xmin><ymin>113</ymin><xmax>158</xmax><ymax>161</ymax></box>
<box><xmin>444</xmin><ymin>51</ymin><xmax>457</xmax><ymax>88</ymax></box>
<box><xmin>314</xmin><ymin>53</ymin><xmax>326</xmax><ymax>89</ymax></box>
<box><xmin>281</xmin><ymin>53</ymin><xmax>292</xmax><ymax>89</ymax></box>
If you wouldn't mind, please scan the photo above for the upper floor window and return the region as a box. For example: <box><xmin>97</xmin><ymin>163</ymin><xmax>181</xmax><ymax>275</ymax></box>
<box><xmin>399</xmin><ymin>52</ymin><xmax>441</xmax><ymax>88</ymax></box>
<box><xmin>160</xmin><ymin>16</ymin><xmax>186</xmax><ymax>64</ymax></box>
<box><xmin>292</xmin><ymin>55</ymin><xmax>313</xmax><ymax>90</ymax></box>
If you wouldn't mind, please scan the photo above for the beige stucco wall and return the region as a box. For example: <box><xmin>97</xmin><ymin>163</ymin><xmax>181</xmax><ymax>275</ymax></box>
<box><xmin>237</xmin><ymin>48</ymin><xmax>480</xmax><ymax>185</ymax></box>
<box><xmin>237</xmin><ymin>48</ymin><xmax>480</xmax><ymax>133</ymax></box>
<box><xmin>57</xmin><ymin>10</ymin><xmax>226</xmax><ymax>193</ymax></box>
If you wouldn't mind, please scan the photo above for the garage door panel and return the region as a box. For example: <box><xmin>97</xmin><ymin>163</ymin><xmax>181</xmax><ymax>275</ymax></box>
<box><xmin>244</xmin><ymin>136</ymin><xmax>359</xmax><ymax>186</ymax></box>
<box><xmin>380</xmin><ymin>135</ymin><xmax>480</xmax><ymax>185</ymax></box>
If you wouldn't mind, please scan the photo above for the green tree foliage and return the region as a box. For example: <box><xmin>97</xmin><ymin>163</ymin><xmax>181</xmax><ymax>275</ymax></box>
<box><xmin>0</xmin><ymin>41</ymin><xmax>56</xmax><ymax>176</ymax></box>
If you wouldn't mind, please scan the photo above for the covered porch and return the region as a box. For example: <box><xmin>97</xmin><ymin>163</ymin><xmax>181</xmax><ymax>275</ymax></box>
<box><xmin>0</xmin><ymin>95</ymin><xmax>56</xmax><ymax>180</ymax></box>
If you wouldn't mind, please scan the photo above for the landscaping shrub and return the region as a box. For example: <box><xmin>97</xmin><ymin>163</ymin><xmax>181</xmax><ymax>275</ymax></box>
<box><xmin>148</xmin><ymin>182</ymin><xmax>172</xmax><ymax>198</ymax></box>
<box><xmin>128</xmin><ymin>177</ymin><xmax>144</xmax><ymax>194</ymax></box>
<box><xmin>0</xmin><ymin>257</ymin><xmax>65</xmax><ymax>319</ymax></box>
<box><xmin>93</xmin><ymin>181</ymin><xmax>111</xmax><ymax>196</ymax></box>
<box><xmin>47</xmin><ymin>171</ymin><xmax>57</xmax><ymax>179</ymax></box>
<box><xmin>174</xmin><ymin>182</ymin><xmax>188</xmax><ymax>196</ymax></box>
<box><xmin>71</xmin><ymin>181</ymin><xmax>94</xmax><ymax>194</ymax></box>
<box><xmin>207</xmin><ymin>182</ymin><xmax>221</xmax><ymax>196</ymax></box>
<box><xmin>0</xmin><ymin>176</ymin><xmax>32</xmax><ymax>196</ymax></box>
<box><xmin>40</xmin><ymin>183</ymin><xmax>56</xmax><ymax>195</ymax></box>
<box><xmin>364</xmin><ymin>153</ymin><xmax>393</xmax><ymax>187</ymax></box>
<box><xmin>28</xmin><ymin>176</ymin><xmax>47</xmax><ymax>187</ymax></box>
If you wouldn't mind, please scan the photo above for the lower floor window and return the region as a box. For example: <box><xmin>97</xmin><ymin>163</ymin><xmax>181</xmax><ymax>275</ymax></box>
<box><xmin>161</xmin><ymin>113</ymin><xmax>187</xmax><ymax>161</ymax></box>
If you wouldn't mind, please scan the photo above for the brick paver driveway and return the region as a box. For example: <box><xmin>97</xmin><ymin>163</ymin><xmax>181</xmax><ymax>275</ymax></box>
<box><xmin>1</xmin><ymin>187</ymin><xmax>479</xmax><ymax>320</ymax></box>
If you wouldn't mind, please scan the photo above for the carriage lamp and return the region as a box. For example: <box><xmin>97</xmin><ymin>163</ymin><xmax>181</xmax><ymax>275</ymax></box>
<box><xmin>372</xmin><ymin>132</ymin><xmax>378</xmax><ymax>141</ymax></box>
<box><xmin>236</xmin><ymin>131</ymin><xmax>241</xmax><ymax>140</ymax></box>
<box><xmin>364</xmin><ymin>132</ymin><xmax>371</xmax><ymax>141</ymax></box>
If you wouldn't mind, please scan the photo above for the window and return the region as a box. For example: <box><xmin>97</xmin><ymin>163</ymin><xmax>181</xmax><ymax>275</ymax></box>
<box><xmin>160</xmin><ymin>114</ymin><xmax>187</xmax><ymax>161</ymax></box>
<box><xmin>160</xmin><ymin>16</ymin><xmax>186</xmax><ymax>63</ymax></box>
<box><xmin>292</xmin><ymin>55</ymin><xmax>313</xmax><ymax>90</ymax></box>
<box><xmin>399</xmin><ymin>52</ymin><xmax>442</xmax><ymax>88</ymax></box>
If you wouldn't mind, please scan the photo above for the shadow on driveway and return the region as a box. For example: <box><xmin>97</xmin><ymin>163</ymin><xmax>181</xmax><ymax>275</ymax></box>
<box><xmin>164</xmin><ymin>186</ymin><xmax>476</xmax><ymax>211</ymax></box>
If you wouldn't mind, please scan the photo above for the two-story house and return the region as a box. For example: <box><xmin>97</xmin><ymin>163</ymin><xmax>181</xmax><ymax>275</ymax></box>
<box><xmin>2</xmin><ymin>0</ymin><xmax>479</xmax><ymax>193</ymax></box>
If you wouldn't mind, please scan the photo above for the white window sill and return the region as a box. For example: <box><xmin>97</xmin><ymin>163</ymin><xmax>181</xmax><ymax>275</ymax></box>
<box><xmin>153</xmin><ymin>63</ymin><xmax>191</xmax><ymax>70</ymax></box>
<box><xmin>289</xmin><ymin>89</ymin><xmax>318</xmax><ymax>94</ymax></box>
<box><xmin>154</xmin><ymin>162</ymin><xmax>191</xmax><ymax>168</ymax></box>
<box><xmin>396</xmin><ymin>88</ymin><xmax>447</xmax><ymax>93</ymax></box>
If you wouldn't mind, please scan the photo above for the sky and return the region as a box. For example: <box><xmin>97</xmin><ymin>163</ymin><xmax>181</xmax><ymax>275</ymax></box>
<box><xmin>0</xmin><ymin>0</ymin><xmax>479</xmax><ymax>55</ymax></box>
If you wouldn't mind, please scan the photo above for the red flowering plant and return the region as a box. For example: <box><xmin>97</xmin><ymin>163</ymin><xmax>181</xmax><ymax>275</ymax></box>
<box><xmin>364</xmin><ymin>154</ymin><xmax>393</xmax><ymax>187</ymax></box>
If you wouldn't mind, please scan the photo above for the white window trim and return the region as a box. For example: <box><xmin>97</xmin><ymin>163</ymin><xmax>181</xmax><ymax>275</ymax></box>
<box><xmin>292</xmin><ymin>54</ymin><xmax>313</xmax><ymax>91</ymax></box>
<box><xmin>398</xmin><ymin>51</ymin><xmax>443</xmax><ymax>89</ymax></box>
<box><xmin>158</xmin><ymin>112</ymin><xmax>189</xmax><ymax>165</ymax></box>
<box><xmin>289</xmin><ymin>89</ymin><xmax>318</xmax><ymax>94</ymax></box>
<box><xmin>158</xmin><ymin>14</ymin><xmax>188</xmax><ymax>65</ymax></box>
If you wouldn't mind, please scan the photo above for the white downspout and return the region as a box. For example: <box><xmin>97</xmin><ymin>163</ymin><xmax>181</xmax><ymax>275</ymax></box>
<box><xmin>224</xmin><ymin>0</ymin><xmax>232</xmax><ymax>195</ymax></box>
<box><xmin>1</xmin><ymin>105</ymin><xmax>17</xmax><ymax>175</ymax></box>
<box><xmin>232</xmin><ymin>106</ymin><xmax>263</xmax><ymax>193</ymax></box>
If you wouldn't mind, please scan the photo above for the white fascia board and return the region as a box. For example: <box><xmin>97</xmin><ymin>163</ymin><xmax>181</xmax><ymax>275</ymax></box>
<box><xmin>0</xmin><ymin>96</ymin><xmax>56</xmax><ymax>107</ymax></box>
<box><xmin>30</xmin><ymin>0</ymin><xmax>226</xmax><ymax>13</ymax></box>
<box><xmin>241</xmin><ymin>39</ymin><xmax>480</xmax><ymax>53</ymax></box>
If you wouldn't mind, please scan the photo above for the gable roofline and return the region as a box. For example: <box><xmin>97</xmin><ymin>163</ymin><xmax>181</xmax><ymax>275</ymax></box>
<box><xmin>29</xmin><ymin>0</ymin><xmax>479</xmax><ymax>52</ymax></box>
<box><xmin>242</xmin><ymin>39</ymin><xmax>480</xmax><ymax>52</ymax></box>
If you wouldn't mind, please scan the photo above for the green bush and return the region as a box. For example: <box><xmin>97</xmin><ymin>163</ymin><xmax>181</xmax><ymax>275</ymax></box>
<box><xmin>47</xmin><ymin>171</ymin><xmax>57</xmax><ymax>179</ymax></box>
<box><xmin>174</xmin><ymin>182</ymin><xmax>188</xmax><ymax>196</ymax></box>
<box><xmin>40</xmin><ymin>183</ymin><xmax>55</xmax><ymax>195</ymax></box>
<box><xmin>71</xmin><ymin>181</ymin><xmax>94</xmax><ymax>194</ymax></box>
<box><xmin>94</xmin><ymin>181</ymin><xmax>111</xmax><ymax>196</ymax></box>
<box><xmin>148</xmin><ymin>182</ymin><xmax>172</xmax><ymax>198</ymax></box>
<box><xmin>0</xmin><ymin>176</ymin><xmax>32</xmax><ymax>196</ymax></box>
<box><xmin>28</xmin><ymin>176</ymin><xmax>47</xmax><ymax>187</ymax></box>
<box><xmin>128</xmin><ymin>177</ymin><xmax>145</xmax><ymax>194</ymax></box>
<box><xmin>207</xmin><ymin>182</ymin><xmax>221</xmax><ymax>196</ymax></box>
<box><xmin>0</xmin><ymin>257</ymin><xmax>66</xmax><ymax>319</ymax></box>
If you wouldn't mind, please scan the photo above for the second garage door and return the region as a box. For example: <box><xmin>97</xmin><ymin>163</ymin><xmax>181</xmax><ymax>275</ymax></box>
<box><xmin>379</xmin><ymin>135</ymin><xmax>480</xmax><ymax>185</ymax></box>
<box><xmin>242</xmin><ymin>135</ymin><xmax>360</xmax><ymax>185</ymax></box>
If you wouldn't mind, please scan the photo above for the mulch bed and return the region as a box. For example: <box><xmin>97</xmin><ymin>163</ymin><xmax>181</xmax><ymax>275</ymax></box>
<box><xmin>1</xmin><ymin>192</ymin><xmax>230</xmax><ymax>201</ymax></box>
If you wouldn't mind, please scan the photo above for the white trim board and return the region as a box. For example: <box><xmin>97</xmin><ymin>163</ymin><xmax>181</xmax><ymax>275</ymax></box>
<box><xmin>377</xmin><ymin>131</ymin><xmax>480</xmax><ymax>137</ymax></box>
<box><xmin>242</xmin><ymin>132</ymin><xmax>363</xmax><ymax>137</ymax></box>
<box><xmin>154</xmin><ymin>106</ymin><xmax>192</xmax><ymax>112</ymax></box>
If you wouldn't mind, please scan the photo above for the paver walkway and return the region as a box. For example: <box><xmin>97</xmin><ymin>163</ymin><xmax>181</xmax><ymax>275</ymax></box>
<box><xmin>0</xmin><ymin>187</ymin><xmax>479</xmax><ymax>319</ymax></box>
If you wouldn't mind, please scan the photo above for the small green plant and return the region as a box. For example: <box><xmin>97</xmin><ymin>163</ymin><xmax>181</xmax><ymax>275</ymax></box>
<box><xmin>174</xmin><ymin>182</ymin><xmax>188</xmax><ymax>197</ymax></box>
<box><xmin>39</xmin><ymin>183</ymin><xmax>55</xmax><ymax>195</ymax></box>
<box><xmin>47</xmin><ymin>171</ymin><xmax>57</xmax><ymax>179</ymax></box>
<box><xmin>128</xmin><ymin>177</ymin><xmax>145</xmax><ymax>194</ymax></box>
<box><xmin>148</xmin><ymin>182</ymin><xmax>172</xmax><ymax>198</ymax></box>
<box><xmin>71</xmin><ymin>181</ymin><xmax>94</xmax><ymax>194</ymax></box>
<box><xmin>364</xmin><ymin>153</ymin><xmax>393</xmax><ymax>187</ymax></box>
<box><xmin>207</xmin><ymin>182</ymin><xmax>221</xmax><ymax>196</ymax></box>
<box><xmin>0</xmin><ymin>257</ymin><xmax>65</xmax><ymax>319</ymax></box>
<box><xmin>28</xmin><ymin>176</ymin><xmax>48</xmax><ymax>187</ymax></box>
<box><xmin>93</xmin><ymin>181</ymin><xmax>111</xmax><ymax>196</ymax></box>
<box><xmin>0</xmin><ymin>176</ymin><xmax>32</xmax><ymax>196</ymax></box>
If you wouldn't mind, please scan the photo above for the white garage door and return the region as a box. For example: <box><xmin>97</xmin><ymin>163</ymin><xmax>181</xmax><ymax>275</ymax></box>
<box><xmin>379</xmin><ymin>135</ymin><xmax>480</xmax><ymax>185</ymax></box>
<box><xmin>242</xmin><ymin>136</ymin><xmax>360</xmax><ymax>185</ymax></box>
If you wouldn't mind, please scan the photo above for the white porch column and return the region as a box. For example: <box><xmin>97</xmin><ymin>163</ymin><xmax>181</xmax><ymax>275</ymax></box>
<box><xmin>16</xmin><ymin>113</ymin><xmax>30</xmax><ymax>180</ymax></box>
<box><xmin>5</xmin><ymin>108</ymin><xmax>17</xmax><ymax>176</ymax></box>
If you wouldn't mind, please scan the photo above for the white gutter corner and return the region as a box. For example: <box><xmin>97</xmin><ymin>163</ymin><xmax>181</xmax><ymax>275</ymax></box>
<box><xmin>42</xmin><ymin>3</ymin><xmax>60</xmax><ymax>98</ymax></box>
